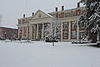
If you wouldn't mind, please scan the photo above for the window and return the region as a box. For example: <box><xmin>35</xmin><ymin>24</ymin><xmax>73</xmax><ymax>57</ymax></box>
<box><xmin>63</xmin><ymin>22</ymin><xmax>68</xmax><ymax>30</ymax></box>
<box><xmin>71</xmin><ymin>21</ymin><xmax>76</xmax><ymax>30</ymax></box>
<box><xmin>71</xmin><ymin>31</ymin><xmax>77</xmax><ymax>39</ymax></box>
<box><xmin>71</xmin><ymin>21</ymin><xmax>77</xmax><ymax>39</ymax></box>
<box><xmin>63</xmin><ymin>31</ymin><xmax>68</xmax><ymax>39</ymax></box>
<box><xmin>19</xmin><ymin>28</ymin><xmax>22</xmax><ymax>38</ymax></box>
<box><xmin>23</xmin><ymin>27</ymin><xmax>27</xmax><ymax>37</ymax></box>
<box><xmin>65</xmin><ymin>13</ymin><xmax>70</xmax><ymax>17</ymax></box>
<box><xmin>72</xmin><ymin>11</ymin><xmax>77</xmax><ymax>16</ymax></box>
<box><xmin>59</xmin><ymin>12</ymin><xmax>64</xmax><ymax>18</ymax></box>
<box><xmin>19</xmin><ymin>28</ymin><xmax>22</xmax><ymax>33</ymax></box>
<box><xmin>63</xmin><ymin>22</ymin><xmax>69</xmax><ymax>39</ymax></box>
<box><xmin>32</xmin><ymin>26</ymin><xmax>35</xmax><ymax>33</ymax></box>
<box><xmin>38</xmin><ymin>24</ymin><xmax>42</xmax><ymax>31</ymax></box>
<box><xmin>76</xmin><ymin>9</ymin><xmax>81</xmax><ymax>16</ymax></box>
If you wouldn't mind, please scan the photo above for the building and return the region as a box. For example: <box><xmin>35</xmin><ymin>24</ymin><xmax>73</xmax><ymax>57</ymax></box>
<box><xmin>18</xmin><ymin>6</ymin><xmax>86</xmax><ymax>41</ymax></box>
<box><xmin>0</xmin><ymin>27</ymin><xmax>18</xmax><ymax>39</ymax></box>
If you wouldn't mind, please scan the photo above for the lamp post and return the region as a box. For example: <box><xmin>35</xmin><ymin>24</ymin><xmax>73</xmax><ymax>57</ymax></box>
<box><xmin>50</xmin><ymin>18</ymin><xmax>55</xmax><ymax>46</ymax></box>
<box><xmin>51</xmin><ymin>17</ymin><xmax>59</xmax><ymax>46</ymax></box>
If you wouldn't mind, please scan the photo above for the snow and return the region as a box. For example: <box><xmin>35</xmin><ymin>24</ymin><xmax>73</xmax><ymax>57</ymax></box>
<box><xmin>0</xmin><ymin>40</ymin><xmax>100</xmax><ymax>67</ymax></box>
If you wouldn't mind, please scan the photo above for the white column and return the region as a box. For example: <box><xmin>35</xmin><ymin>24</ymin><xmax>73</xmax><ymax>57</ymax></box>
<box><xmin>22</xmin><ymin>27</ymin><xmax>24</xmax><ymax>38</ymax></box>
<box><xmin>34</xmin><ymin>24</ymin><xmax>36</xmax><ymax>40</ymax></box>
<box><xmin>42</xmin><ymin>23</ymin><xmax>44</xmax><ymax>39</ymax></box>
<box><xmin>26</xmin><ymin>22</ymin><xmax>30</xmax><ymax>40</ymax></box>
<box><xmin>19</xmin><ymin>28</ymin><xmax>22</xmax><ymax>39</ymax></box>
<box><xmin>77</xmin><ymin>22</ymin><xmax>79</xmax><ymax>41</ymax></box>
<box><xmin>36</xmin><ymin>24</ymin><xmax>38</xmax><ymax>39</ymax></box>
<box><xmin>27</xmin><ymin>26</ymin><xmax>28</xmax><ymax>38</ymax></box>
<box><xmin>18</xmin><ymin>27</ymin><xmax>20</xmax><ymax>38</ymax></box>
<box><xmin>29</xmin><ymin>25</ymin><xmax>32</xmax><ymax>40</ymax></box>
<box><xmin>61</xmin><ymin>23</ymin><xmax>63</xmax><ymax>41</ymax></box>
<box><xmin>68</xmin><ymin>22</ymin><xmax>71</xmax><ymax>40</ymax></box>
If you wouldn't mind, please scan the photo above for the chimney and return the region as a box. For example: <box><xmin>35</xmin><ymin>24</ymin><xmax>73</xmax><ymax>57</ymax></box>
<box><xmin>55</xmin><ymin>7</ymin><xmax>58</xmax><ymax>12</ymax></box>
<box><xmin>77</xmin><ymin>2</ymin><xmax>80</xmax><ymax>8</ymax></box>
<box><xmin>32</xmin><ymin>12</ymin><xmax>34</xmax><ymax>16</ymax></box>
<box><xmin>55</xmin><ymin>7</ymin><xmax>58</xmax><ymax>18</ymax></box>
<box><xmin>62</xmin><ymin>6</ymin><xmax>64</xmax><ymax>11</ymax></box>
<box><xmin>23</xmin><ymin>14</ymin><xmax>25</xmax><ymax>18</ymax></box>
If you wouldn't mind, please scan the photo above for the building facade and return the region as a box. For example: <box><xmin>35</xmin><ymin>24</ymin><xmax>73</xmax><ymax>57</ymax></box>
<box><xmin>18</xmin><ymin>7</ymin><xmax>86</xmax><ymax>41</ymax></box>
<box><xmin>0</xmin><ymin>27</ymin><xmax>18</xmax><ymax>39</ymax></box>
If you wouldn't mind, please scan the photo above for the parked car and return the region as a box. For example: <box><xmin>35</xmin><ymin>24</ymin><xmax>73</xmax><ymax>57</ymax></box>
<box><xmin>45</xmin><ymin>37</ymin><xmax>58</xmax><ymax>42</ymax></box>
<box><xmin>0</xmin><ymin>37</ymin><xmax>6</xmax><ymax>40</ymax></box>
<box><xmin>21</xmin><ymin>37</ymin><xmax>28</xmax><ymax>40</ymax></box>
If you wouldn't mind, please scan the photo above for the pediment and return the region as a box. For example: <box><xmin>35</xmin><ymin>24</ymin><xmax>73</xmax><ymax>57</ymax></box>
<box><xmin>33</xmin><ymin>10</ymin><xmax>52</xmax><ymax>19</ymax></box>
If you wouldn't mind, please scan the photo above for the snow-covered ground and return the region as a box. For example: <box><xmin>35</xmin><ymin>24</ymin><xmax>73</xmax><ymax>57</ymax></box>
<box><xmin>0</xmin><ymin>40</ymin><xmax>100</xmax><ymax>67</ymax></box>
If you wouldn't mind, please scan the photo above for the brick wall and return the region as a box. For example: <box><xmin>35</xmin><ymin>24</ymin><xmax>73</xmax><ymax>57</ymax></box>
<box><xmin>0</xmin><ymin>27</ymin><xmax>18</xmax><ymax>39</ymax></box>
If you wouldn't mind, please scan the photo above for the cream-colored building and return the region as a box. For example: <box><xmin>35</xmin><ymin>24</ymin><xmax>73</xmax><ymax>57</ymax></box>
<box><xmin>18</xmin><ymin>6</ymin><xmax>86</xmax><ymax>41</ymax></box>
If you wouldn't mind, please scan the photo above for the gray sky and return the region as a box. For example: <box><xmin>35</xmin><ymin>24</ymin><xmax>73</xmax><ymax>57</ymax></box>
<box><xmin>0</xmin><ymin>0</ymin><xmax>80</xmax><ymax>29</ymax></box>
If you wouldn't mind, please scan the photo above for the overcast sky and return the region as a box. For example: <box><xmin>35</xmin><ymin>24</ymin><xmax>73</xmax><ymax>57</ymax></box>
<box><xmin>0</xmin><ymin>0</ymin><xmax>80</xmax><ymax>29</ymax></box>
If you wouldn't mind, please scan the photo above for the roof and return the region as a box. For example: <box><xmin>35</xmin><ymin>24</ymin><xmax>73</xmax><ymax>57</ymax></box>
<box><xmin>49</xmin><ymin>7</ymin><xmax>85</xmax><ymax>14</ymax></box>
<box><xmin>18</xmin><ymin>7</ymin><xmax>86</xmax><ymax>20</ymax></box>
<box><xmin>0</xmin><ymin>26</ymin><xmax>18</xmax><ymax>30</ymax></box>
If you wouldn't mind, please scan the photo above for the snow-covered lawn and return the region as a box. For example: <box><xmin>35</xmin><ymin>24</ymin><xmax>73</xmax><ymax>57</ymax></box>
<box><xmin>0</xmin><ymin>40</ymin><xmax>100</xmax><ymax>67</ymax></box>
